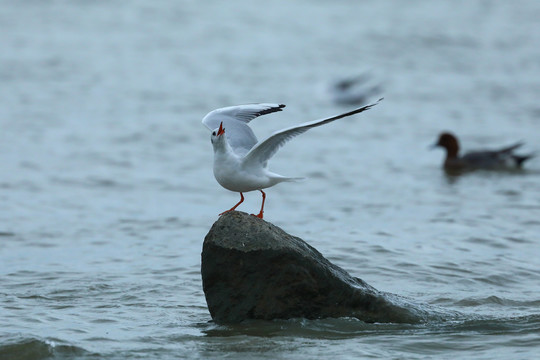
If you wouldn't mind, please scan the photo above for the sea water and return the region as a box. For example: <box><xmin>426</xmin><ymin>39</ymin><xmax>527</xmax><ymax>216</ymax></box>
<box><xmin>1</xmin><ymin>1</ymin><xmax>539</xmax><ymax>359</ymax></box>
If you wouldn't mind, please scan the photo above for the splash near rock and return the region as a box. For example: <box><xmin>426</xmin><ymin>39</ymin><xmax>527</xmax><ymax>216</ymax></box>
<box><xmin>201</xmin><ymin>211</ymin><xmax>441</xmax><ymax>324</ymax></box>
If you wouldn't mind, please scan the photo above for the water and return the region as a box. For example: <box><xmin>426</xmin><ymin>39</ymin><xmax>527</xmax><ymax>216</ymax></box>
<box><xmin>1</xmin><ymin>0</ymin><xmax>539</xmax><ymax>358</ymax></box>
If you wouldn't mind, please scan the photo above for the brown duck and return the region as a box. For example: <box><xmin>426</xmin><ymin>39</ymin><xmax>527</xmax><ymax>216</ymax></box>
<box><xmin>433</xmin><ymin>132</ymin><xmax>534</xmax><ymax>172</ymax></box>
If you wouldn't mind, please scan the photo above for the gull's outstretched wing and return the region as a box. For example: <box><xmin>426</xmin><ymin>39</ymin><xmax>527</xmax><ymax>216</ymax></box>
<box><xmin>202</xmin><ymin>103</ymin><xmax>285</xmax><ymax>154</ymax></box>
<box><xmin>243</xmin><ymin>98</ymin><xmax>382</xmax><ymax>168</ymax></box>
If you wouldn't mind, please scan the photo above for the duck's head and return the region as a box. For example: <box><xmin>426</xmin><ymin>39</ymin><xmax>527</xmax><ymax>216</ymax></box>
<box><xmin>433</xmin><ymin>132</ymin><xmax>460</xmax><ymax>157</ymax></box>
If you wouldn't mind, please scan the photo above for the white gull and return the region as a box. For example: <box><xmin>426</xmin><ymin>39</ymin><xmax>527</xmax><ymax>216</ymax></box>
<box><xmin>202</xmin><ymin>99</ymin><xmax>382</xmax><ymax>218</ymax></box>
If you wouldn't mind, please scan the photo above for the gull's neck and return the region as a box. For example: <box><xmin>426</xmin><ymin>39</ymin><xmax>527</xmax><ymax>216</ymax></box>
<box><xmin>213</xmin><ymin>136</ymin><xmax>236</xmax><ymax>159</ymax></box>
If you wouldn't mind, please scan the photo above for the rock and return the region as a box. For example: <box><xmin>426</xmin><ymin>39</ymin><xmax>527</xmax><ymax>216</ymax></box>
<box><xmin>201</xmin><ymin>211</ymin><xmax>443</xmax><ymax>324</ymax></box>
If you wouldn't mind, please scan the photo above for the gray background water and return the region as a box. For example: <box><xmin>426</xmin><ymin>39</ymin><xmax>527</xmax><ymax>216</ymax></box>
<box><xmin>1</xmin><ymin>0</ymin><xmax>539</xmax><ymax>359</ymax></box>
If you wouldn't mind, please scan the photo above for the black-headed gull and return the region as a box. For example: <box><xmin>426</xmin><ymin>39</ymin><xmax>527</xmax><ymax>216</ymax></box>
<box><xmin>202</xmin><ymin>99</ymin><xmax>382</xmax><ymax>218</ymax></box>
<box><xmin>433</xmin><ymin>132</ymin><xmax>534</xmax><ymax>172</ymax></box>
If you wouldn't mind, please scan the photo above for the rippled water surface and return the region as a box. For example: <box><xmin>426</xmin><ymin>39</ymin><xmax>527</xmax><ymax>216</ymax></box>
<box><xmin>1</xmin><ymin>0</ymin><xmax>539</xmax><ymax>359</ymax></box>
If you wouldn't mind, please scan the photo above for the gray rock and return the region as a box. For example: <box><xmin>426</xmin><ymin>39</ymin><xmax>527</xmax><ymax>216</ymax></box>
<box><xmin>201</xmin><ymin>211</ymin><xmax>444</xmax><ymax>324</ymax></box>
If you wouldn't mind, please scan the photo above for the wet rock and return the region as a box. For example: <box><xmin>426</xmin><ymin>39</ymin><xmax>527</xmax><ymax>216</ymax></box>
<box><xmin>201</xmin><ymin>211</ymin><xmax>439</xmax><ymax>324</ymax></box>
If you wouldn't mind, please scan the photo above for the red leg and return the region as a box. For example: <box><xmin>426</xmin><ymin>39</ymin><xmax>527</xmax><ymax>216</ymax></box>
<box><xmin>253</xmin><ymin>190</ymin><xmax>266</xmax><ymax>219</ymax></box>
<box><xmin>219</xmin><ymin>192</ymin><xmax>244</xmax><ymax>216</ymax></box>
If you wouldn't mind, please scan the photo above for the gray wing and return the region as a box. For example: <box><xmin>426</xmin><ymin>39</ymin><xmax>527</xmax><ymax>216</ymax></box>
<box><xmin>243</xmin><ymin>98</ymin><xmax>382</xmax><ymax>168</ymax></box>
<box><xmin>462</xmin><ymin>151</ymin><xmax>501</xmax><ymax>167</ymax></box>
<box><xmin>496</xmin><ymin>141</ymin><xmax>524</xmax><ymax>154</ymax></box>
<box><xmin>463</xmin><ymin>142</ymin><xmax>525</xmax><ymax>168</ymax></box>
<box><xmin>202</xmin><ymin>103</ymin><xmax>285</xmax><ymax>154</ymax></box>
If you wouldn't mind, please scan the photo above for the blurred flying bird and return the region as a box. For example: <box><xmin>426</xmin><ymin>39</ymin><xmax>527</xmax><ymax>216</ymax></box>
<box><xmin>329</xmin><ymin>73</ymin><xmax>383</xmax><ymax>106</ymax></box>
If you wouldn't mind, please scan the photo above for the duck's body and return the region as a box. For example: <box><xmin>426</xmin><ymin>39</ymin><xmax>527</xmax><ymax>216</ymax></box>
<box><xmin>434</xmin><ymin>132</ymin><xmax>533</xmax><ymax>172</ymax></box>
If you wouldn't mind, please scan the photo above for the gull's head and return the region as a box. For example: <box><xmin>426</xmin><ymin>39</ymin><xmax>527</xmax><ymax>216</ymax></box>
<box><xmin>210</xmin><ymin>122</ymin><xmax>226</xmax><ymax>146</ymax></box>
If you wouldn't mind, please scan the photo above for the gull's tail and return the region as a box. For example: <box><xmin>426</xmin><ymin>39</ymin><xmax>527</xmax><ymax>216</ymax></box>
<box><xmin>269</xmin><ymin>174</ymin><xmax>306</xmax><ymax>186</ymax></box>
<box><xmin>283</xmin><ymin>177</ymin><xmax>306</xmax><ymax>182</ymax></box>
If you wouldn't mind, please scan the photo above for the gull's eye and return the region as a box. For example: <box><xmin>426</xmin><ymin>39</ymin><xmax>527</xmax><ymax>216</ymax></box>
<box><xmin>212</xmin><ymin>131</ymin><xmax>216</xmax><ymax>136</ymax></box>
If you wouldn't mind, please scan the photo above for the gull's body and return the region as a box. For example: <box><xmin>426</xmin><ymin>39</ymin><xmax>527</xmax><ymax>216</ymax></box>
<box><xmin>202</xmin><ymin>99</ymin><xmax>381</xmax><ymax>218</ymax></box>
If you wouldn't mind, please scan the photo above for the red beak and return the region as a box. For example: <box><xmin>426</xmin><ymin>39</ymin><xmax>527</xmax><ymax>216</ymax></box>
<box><xmin>217</xmin><ymin>122</ymin><xmax>225</xmax><ymax>136</ymax></box>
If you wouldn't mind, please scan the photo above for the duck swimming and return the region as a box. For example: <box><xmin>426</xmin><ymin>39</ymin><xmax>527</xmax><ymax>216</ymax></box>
<box><xmin>433</xmin><ymin>132</ymin><xmax>534</xmax><ymax>172</ymax></box>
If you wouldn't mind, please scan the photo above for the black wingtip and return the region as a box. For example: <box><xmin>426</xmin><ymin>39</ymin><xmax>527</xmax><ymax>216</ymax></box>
<box><xmin>331</xmin><ymin>97</ymin><xmax>383</xmax><ymax>121</ymax></box>
<box><xmin>257</xmin><ymin>104</ymin><xmax>286</xmax><ymax>117</ymax></box>
<box><xmin>358</xmin><ymin>96</ymin><xmax>383</xmax><ymax>112</ymax></box>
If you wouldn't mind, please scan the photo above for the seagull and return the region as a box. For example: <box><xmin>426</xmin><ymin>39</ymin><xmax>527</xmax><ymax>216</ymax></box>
<box><xmin>432</xmin><ymin>132</ymin><xmax>534</xmax><ymax>172</ymax></box>
<box><xmin>202</xmin><ymin>98</ymin><xmax>382</xmax><ymax>218</ymax></box>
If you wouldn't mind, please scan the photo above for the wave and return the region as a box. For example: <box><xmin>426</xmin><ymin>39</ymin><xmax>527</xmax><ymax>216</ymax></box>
<box><xmin>0</xmin><ymin>337</ymin><xmax>93</xmax><ymax>360</ymax></box>
<box><xmin>200</xmin><ymin>313</ymin><xmax>540</xmax><ymax>339</ymax></box>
